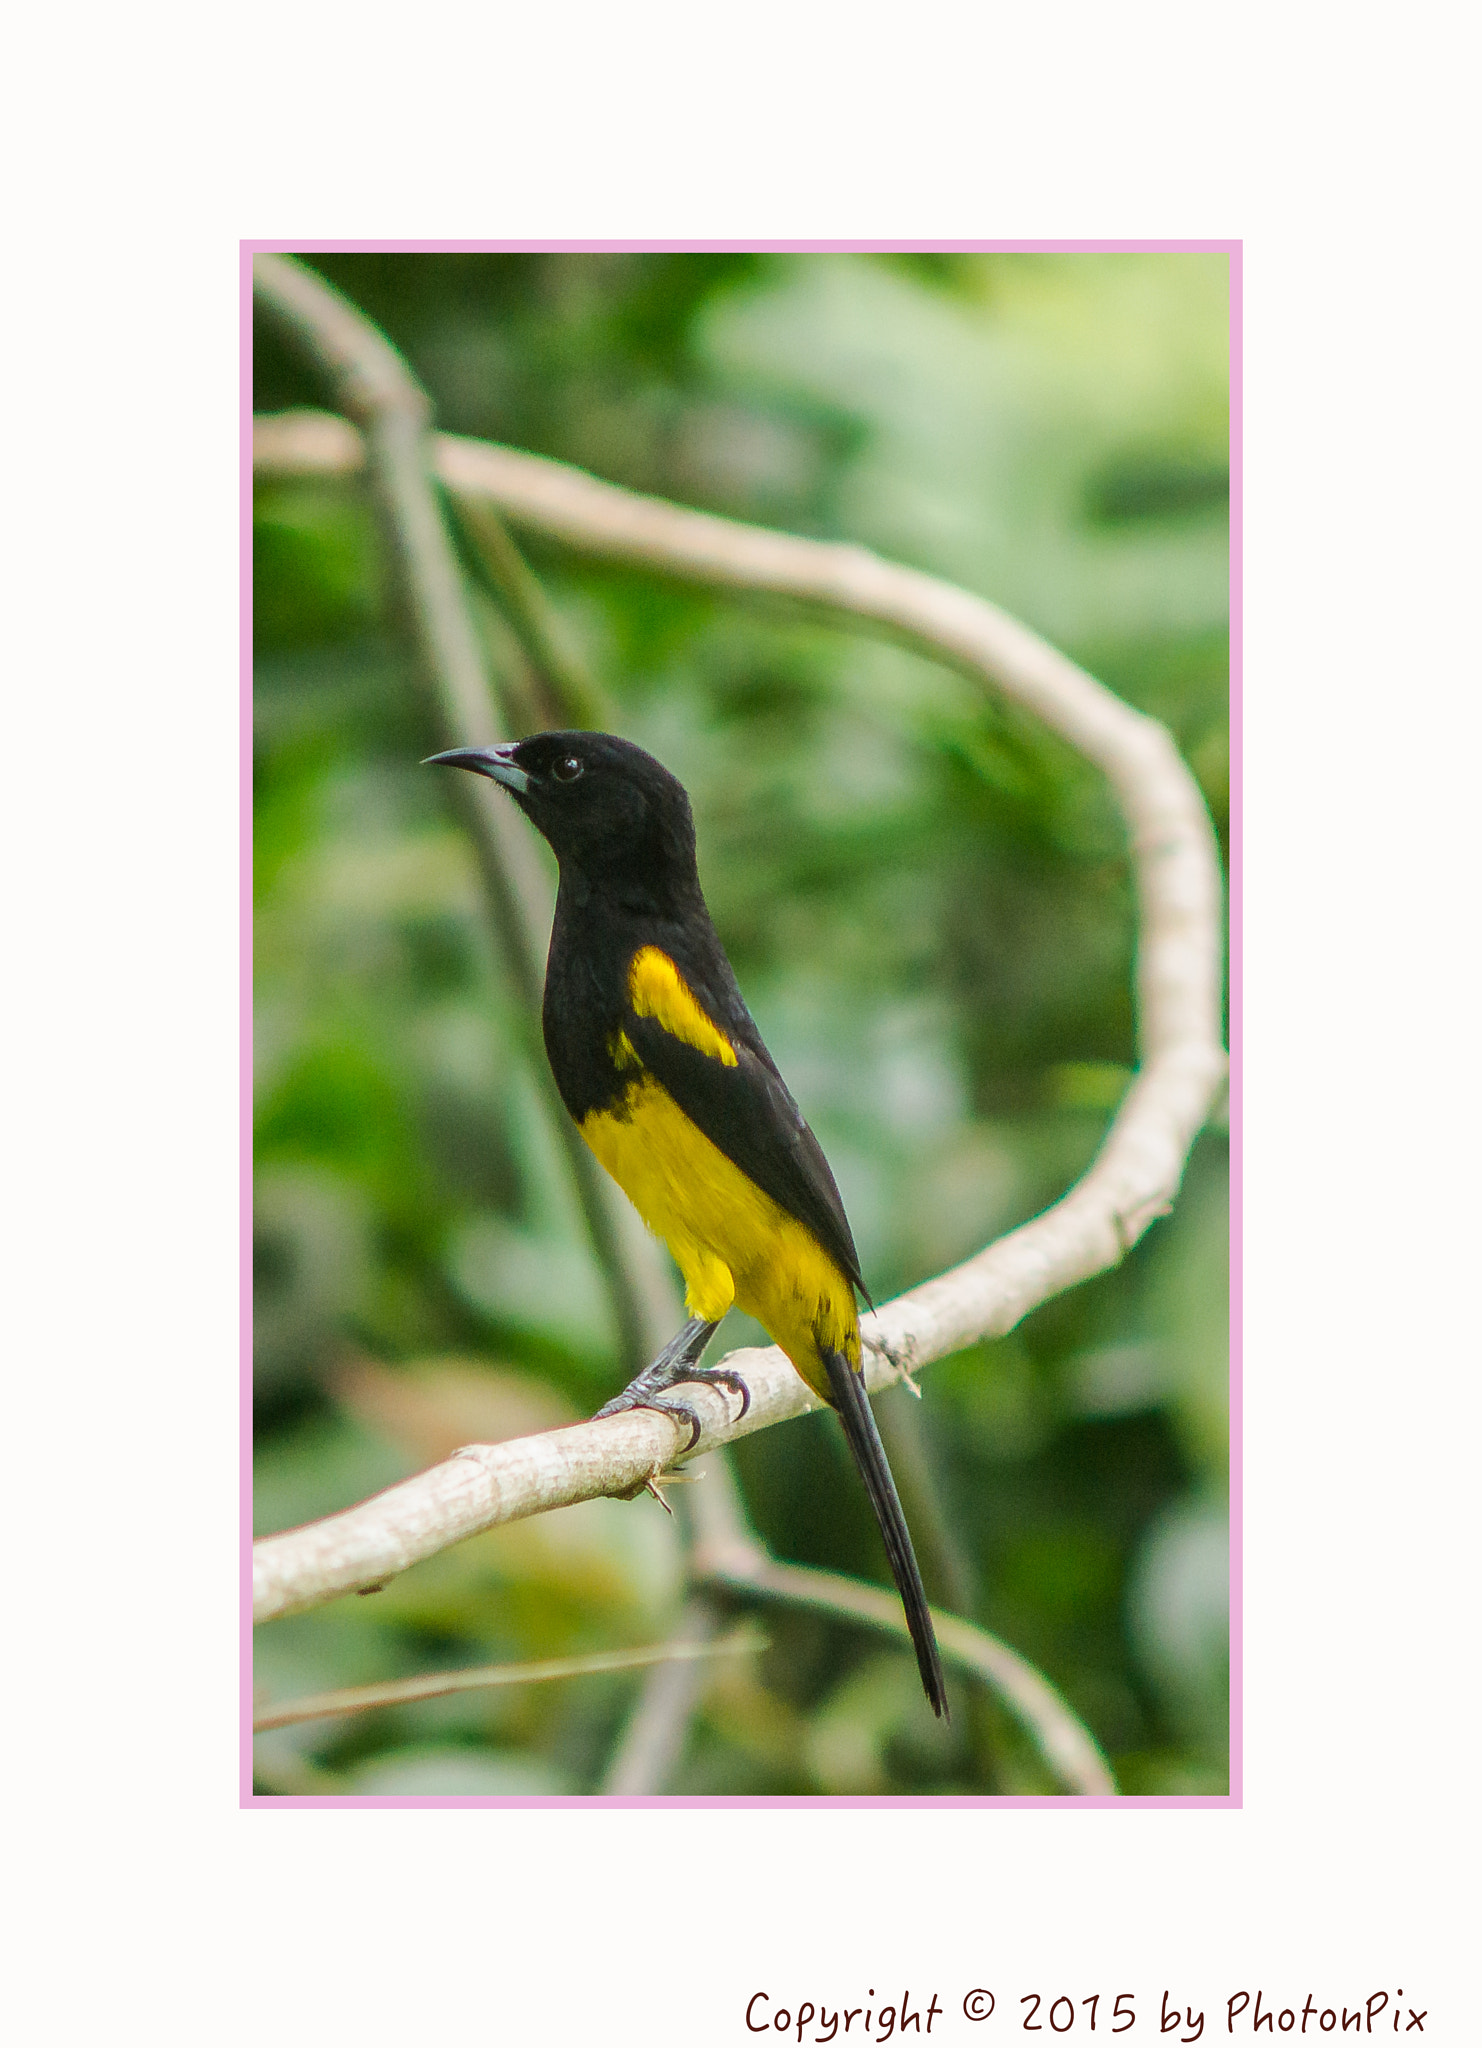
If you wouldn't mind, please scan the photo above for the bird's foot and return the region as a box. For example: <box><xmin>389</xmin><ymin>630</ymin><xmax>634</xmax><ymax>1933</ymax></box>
<box><xmin>593</xmin><ymin>1316</ymin><xmax>750</xmax><ymax>1452</ymax></box>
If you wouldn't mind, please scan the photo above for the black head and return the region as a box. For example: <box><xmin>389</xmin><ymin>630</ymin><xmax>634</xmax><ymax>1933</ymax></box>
<box><xmin>426</xmin><ymin>731</ymin><xmax>700</xmax><ymax>904</ymax></box>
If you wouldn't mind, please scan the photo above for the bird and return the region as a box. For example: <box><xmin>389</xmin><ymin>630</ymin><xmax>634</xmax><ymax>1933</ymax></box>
<box><xmin>426</xmin><ymin>729</ymin><xmax>948</xmax><ymax>1719</ymax></box>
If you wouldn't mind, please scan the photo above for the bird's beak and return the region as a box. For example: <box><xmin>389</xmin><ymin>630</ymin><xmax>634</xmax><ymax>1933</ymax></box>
<box><xmin>423</xmin><ymin>742</ymin><xmax>532</xmax><ymax>795</ymax></box>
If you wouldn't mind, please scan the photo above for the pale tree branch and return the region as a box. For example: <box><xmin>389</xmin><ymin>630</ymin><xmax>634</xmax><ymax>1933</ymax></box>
<box><xmin>251</xmin><ymin>410</ymin><xmax>1226</xmax><ymax>1664</ymax></box>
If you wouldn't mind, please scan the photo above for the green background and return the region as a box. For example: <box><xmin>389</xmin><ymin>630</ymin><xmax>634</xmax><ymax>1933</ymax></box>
<box><xmin>252</xmin><ymin>250</ymin><xmax>1230</xmax><ymax>1796</ymax></box>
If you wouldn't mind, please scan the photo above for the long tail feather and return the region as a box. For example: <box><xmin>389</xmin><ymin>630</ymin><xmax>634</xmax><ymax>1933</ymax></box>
<box><xmin>821</xmin><ymin>1346</ymin><xmax>949</xmax><ymax>1720</ymax></box>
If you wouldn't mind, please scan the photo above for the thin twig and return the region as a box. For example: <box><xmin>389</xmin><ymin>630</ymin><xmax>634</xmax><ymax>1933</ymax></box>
<box><xmin>598</xmin><ymin>1594</ymin><xmax>726</xmax><ymax>1794</ymax></box>
<box><xmin>599</xmin><ymin>1452</ymin><xmax>749</xmax><ymax>1794</ymax></box>
<box><xmin>251</xmin><ymin>411</ymin><xmax>1225</xmax><ymax>1637</ymax></box>
<box><xmin>251</xmin><ymin>262</ymin><xmax>672</xmax><ymax>1374</ymax></box>
<box><xmin>596</xmin><ymin>1446</ymin><xmax>768</xmax><ymax>1793</ymax></box>
<box><xmin>444</xmin><ymin>489</ymin><xmax>615</xmax><ymax>731</ymax></box>
<box><xmin>252</xmin><ymin>1628</ymin><xmax>764</xmax><ymax>1733</ymax></box>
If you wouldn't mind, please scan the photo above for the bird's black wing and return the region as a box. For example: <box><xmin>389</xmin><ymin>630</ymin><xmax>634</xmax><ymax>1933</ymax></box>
<box><xmin>622</xmin><ymin>1008</ymin><xmax>866</xmax><ymax>1298</ymax></box>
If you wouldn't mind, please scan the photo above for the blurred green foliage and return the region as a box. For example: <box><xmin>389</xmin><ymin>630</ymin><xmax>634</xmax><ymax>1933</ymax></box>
<box><xmin>253</xmin><ymin>251</ymin><xmax>1229</xmax><ymax>1796</ymax></box>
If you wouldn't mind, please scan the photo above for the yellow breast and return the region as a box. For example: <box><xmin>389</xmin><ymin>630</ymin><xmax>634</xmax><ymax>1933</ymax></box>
<box><xmin>579</xmin><ymin>1075</ymin><xmax>858</xmax><ymax>1401</ymax></box>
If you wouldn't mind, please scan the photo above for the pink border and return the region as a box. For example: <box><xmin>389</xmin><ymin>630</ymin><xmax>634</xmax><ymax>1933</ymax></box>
<box><xmin>1226</xmin><ymin>244</ymin><xmax>1243</xmax><ymax>1808</ymax></box>
<box><xmin>242</xmin><ymin>239</ymin><xmax>1241</xmax><ymax>1810</ymax></box>
<box><xmin>241</xmin><ymin>246</ymin><xmax>257</xmax><ymax>1808</ymax></box>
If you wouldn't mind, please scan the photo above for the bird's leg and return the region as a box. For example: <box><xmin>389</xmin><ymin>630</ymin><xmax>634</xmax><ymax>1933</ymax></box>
<box><xmin>593</xmin><ymin>1316</ymin><xmax>751</xmax><ymax>1452</ymax></box>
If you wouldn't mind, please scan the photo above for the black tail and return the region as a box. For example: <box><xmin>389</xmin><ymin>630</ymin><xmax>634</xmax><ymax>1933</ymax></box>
<box><xmin>821</xmin><ymin>1346</ymin><xmax>949</xmax><ymax>1721</ymax></box>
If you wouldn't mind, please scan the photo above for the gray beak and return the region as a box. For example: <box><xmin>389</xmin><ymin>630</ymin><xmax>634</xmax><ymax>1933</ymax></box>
<box><xmin>423</xmin><ymin>743</ymin><xmax>532</xmax><ymax>795</ymax></box>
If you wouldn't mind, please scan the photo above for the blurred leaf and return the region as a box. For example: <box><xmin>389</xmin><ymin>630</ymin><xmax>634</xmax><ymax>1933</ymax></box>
<box><xmin>1144</xmin><ymin>1141</ymin><xmax>1231</xmax><ymax>1472</ymax></box>
<box><xmin>253</xmin><ymin>1409</ymin><xmax>410</xmax><ymax>1538</ymax></box>
<box><xmin>444</xmin><ymin>1213</ymin><xmax>617</xmax><ymax>1368</ymax></box>
<box><xmin>1084</xmin><ymin>448</ymin><xmax>1229</xmax><ymax>526</ymax></box>
<box><xmin>805</xmin><ymin>1653</ymin><xmax>956</xmax><ymax>1794</ymax></box>
<box><xmin>1065</xmin><ymin>1342</ymin><xmax>1168</xmax><ymax>1420</ymax></box>
<box><xmin>253</xmin><ymin>481</ymin><xmax>381</xmax><ymax>650</ymax></box>
<box><xmin>343</xmin><ymin>1746</ymin><xmax>573</xmax><ymax>1795</ymax></box>
<box><xmin>1126</xmin><ymin>1496</ymin><xmax>1230</xmax><ymax>1754</ymax></box>
<box><xmin>332</xmin><ymin>1355</ymin><xmax>577</xmax><ymax>1465</ymax></box>
<box><xmin>254</xmin><ymin>1166</ymin><xmax>374</xmax><ymax>1397</ymax></box>
<box><xmin>367</xmin><ymin>1495</ymin><xmax>684</xmax><ymax>1644</ymax></box>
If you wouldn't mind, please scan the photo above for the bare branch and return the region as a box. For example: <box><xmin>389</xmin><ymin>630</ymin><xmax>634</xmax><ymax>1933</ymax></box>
<box><xmin>252</xmin><ymin>1377</ymin><xmax>803</xmax><ymax>1622</ymax></box>
<box><xmin>252</xmin><ymin>411</ymin><xmax>1226</xmax><ymax>1641</ymax></box>
<box><xmin>252</xmin><ymin>1627</ymin><xmax>763</xmax><ymax>1734</ymax></box>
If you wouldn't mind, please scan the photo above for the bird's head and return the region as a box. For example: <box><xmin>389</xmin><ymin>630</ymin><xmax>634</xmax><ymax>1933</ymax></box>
<box><xmin>426</xmin><ymin>730</ymin><xmax>699</xmax><ymax>903</ymax></box>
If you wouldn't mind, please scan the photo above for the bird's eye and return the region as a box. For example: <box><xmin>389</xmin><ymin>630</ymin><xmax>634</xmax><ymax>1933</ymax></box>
<box><xmin>551</xmin><ymin>755</ymin><xmax>584</xmax><ymax>783</ymax></box>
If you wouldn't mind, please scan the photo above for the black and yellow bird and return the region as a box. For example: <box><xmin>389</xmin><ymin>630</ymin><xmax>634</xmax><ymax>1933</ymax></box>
<box><xmin>428</xmin><ymin>730</ymin><xmax>948</xmax><ymax>1719</ymax></box>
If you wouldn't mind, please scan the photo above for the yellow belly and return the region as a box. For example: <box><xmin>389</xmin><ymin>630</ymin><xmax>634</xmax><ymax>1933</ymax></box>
<box><xmin>579</xmin><ymin>1075</ymin><xmax>858</xmax><ymax>1402</ymax></box>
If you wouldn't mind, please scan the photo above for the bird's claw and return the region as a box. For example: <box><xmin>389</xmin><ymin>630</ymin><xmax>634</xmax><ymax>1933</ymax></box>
<box><xmin>688</xmin><ymin>1364</ymin><xmax>751</xmax><ymax>1421</ymax></box>
<box><xmin>594</xmin><ymin>1364</ymin><xmax>751</xmax><ymax>1453</ymax></box>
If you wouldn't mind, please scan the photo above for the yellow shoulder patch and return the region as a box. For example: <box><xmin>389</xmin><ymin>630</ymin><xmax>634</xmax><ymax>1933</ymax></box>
<box><xmin>628</xmin><ymin>946</ymin><xmax>737</xmax><ymax>1066</ymax></box>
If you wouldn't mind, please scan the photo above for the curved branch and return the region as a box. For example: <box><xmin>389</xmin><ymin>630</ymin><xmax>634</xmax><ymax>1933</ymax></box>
<box><xmin>636</xmin><ymin>1446</ymin><xmax>1111</xmax><ymax>1796</ymax></box>
<box><xmin>252</xmin><ymin>411</ymin><xmax>1226</xmax><ymax>1626</ymax></box>
<box><xmin>709</xmin><ymin>1557</ymin><xmax>1115</xmax><ymax>1797</ymax></box>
